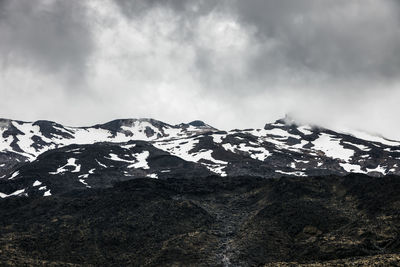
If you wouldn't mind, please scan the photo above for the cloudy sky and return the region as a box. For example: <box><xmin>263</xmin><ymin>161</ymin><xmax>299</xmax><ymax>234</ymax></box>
<box><xmin>1</xmin><ymin>0</ymin><xmax>400</xmax><ymax>138</ymax></box>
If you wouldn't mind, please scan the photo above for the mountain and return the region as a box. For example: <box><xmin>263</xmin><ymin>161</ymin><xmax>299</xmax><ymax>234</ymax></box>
<box><xmin>1</xmin><ymin>117</ymin><xmax>400</xmax><ymax>197</ymax></box>
<box><xmin>1</xmin><ymin>117</ymin><xmax>400</xmax><ymax>266</ymax></box>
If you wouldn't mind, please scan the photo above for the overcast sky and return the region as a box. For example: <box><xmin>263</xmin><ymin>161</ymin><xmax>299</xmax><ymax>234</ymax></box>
<box><xmin>1</xmin><ymin>0</ymin><xmax>400</xmax><ymax>139</ymax></box>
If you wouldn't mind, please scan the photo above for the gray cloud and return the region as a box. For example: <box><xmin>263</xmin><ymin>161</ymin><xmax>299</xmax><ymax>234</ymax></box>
<box><xmin>0</xmin><ymin>0</ymin><xmax>93</xmax><ymax>79</ymax></box>
<box><xmin>114</xmin><ymin>0</ymin><xmax>220</xmax><ymax>18</ymax></box>
<box><xmin>234</xmin><ymin>0</ymin><xmax>400</xmax><ymax>80</ymax></box>
<box><xmin>1</xmin><ymin>0</ymin><xmax>400</xmax><ymax>140</ymax></box>
<box><xmin>113</xmin><ymin>0</ymin><xmax>400</xmax><ymax>81</ymax></box>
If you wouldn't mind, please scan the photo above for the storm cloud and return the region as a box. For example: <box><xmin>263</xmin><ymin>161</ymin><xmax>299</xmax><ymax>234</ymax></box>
<box><xmin>1</xmin><ymin>0</ymin><xmax>400</xmax><ymax>139</ymax></box>
<box><xmin>0</xmin><ymin>0</ymin><xmax>93</xmax><ymax>80</ymax></box>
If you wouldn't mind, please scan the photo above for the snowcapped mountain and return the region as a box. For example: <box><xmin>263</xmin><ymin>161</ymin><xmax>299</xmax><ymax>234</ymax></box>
<box><xmin>1</xmin><ymin>117</ymin><xmax>400</xmax><ymax>198</ymax></box>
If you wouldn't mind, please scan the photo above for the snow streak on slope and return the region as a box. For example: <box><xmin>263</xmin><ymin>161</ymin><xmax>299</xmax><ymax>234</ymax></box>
<box><xmin>342</xmin><ymin>128</ymin><xmax>400</xmax><ymax>147</ymax></box>
<box><xmin>0</xmin><ymin>188</ymin><xmax>26</xmax><ymax>199</ymax></box>
<box><xmin>153</xmin><ymin>137</ymin><xmax>228</xmax><ymax>176</ymax></box>
<box><xmin>49</xmin><ymin>158</ymin><xmax>81</xmax><ymax>175</ymax></box>
<box><xmin>222</xmin><ymin>143</ymin><xmax>270</xmax><ymax>161</ymax></box>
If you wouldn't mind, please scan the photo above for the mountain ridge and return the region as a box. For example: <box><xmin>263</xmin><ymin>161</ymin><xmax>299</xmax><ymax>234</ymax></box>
<box><xmin>1</xmin><ymin>117</ymin><xmax>400</xmax><ymax>198</ymax></box>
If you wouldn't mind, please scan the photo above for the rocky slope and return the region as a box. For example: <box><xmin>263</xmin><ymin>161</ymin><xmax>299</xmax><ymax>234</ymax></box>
<box><xmin>1</xmin><ymin>174</ymin><xmax>400</xmax><ymax>266</ymax></box>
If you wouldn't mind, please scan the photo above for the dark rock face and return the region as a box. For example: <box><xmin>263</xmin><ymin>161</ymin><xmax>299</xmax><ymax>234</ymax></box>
<box><xmin>1</xmin><ymin>174</ymin><xmax>400</xmax><ymax>266</ymax></box>
<box><xmin>188</xmin><ymin>120</ymin><xmax>209</xmax><ymax>127</ymax></box>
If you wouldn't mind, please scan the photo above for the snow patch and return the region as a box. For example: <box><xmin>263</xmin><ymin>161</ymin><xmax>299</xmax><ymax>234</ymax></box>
<box><xmin>79</xmin><ymin>179</ymin><xmax>91</xmax><ymax>187</ymax></box>
<box><xmin>222</xmin><ymin>143</ymin><xmax>270</xmax><ymax>161</ymax></box>
<box><xmin>264</xmin><ymin>128</ymin><xmax>299</xmax><ymax>139</ymax></box>
<box><xmin>312</xmin><ymin>134</ymin><xmax>354</xmax><ymax>161</ymax></box>
<box><xmin>11</xmin><ymin>122</ymin><xmax>51</xmax><ymax>159</ymax></box>
<box><xmin>339</xmin><ymin>163</ymin><xmax>365</xmax><ymax>173</ymax></box>
<box><xmin>121</xmin><ymin>143</ymin><xmax>137</xmax><ymax>149</ymax></box>
<box><xmin>292</xmin><ymin>140</ymin><xmax>309</xmax><ymax>149</ymax></box>
<box><xmin>154</xmin><ymin>138</ymin><xmax>199</xmax><ymax>162</ymax></box>
<box><xmin>343</xmin><ymin>129</ymin><xmax>400</xmax><ymax>147</ymax></box>
<box><xmin>204</xmin><ymin>164</ymin><xmax>227</xmax><ymax>177</ymax></box>
<box><xmin>0</xmin><ymin>188</ymin><xmax>25</xmax><ymax>198</ymax></box>
<box><xmin>49</xmin><ymin>158</ymin><xmax>81</xmax><ymax>174</ymax></box>
<box><xmin>106</xmin><ymin>153</ymin><xmax>132</xmax><ymax>162</ymax></box>
<box><xmin>297</xmin><ymin>126</ymin><xmax>313</xmax><ymax>135</ymax></box>
<box><xmin>127</xmin><ymin>151</ymin><xmax>150</xmax><ymax>169</ymax></box>
<box><xmin>275</xmin><ymin>170</ymin><xmax>306</xmax><ymax>176</ymax></box>
<box><xmin>343</xmin><ymin>142</ymin><xmax>370</xmax><ymax>151</ymax></box>
<box><xmin>95</xmin><ymin>159</ymin><xmax>107</xmax><ymax>168</ymax></box>
<box><xmin>211</xmin><ymin>134</ymin><xmax>225</xmax><ymax>143</ymax></box>
<box><xmin>8</xmin><ymin>171</ymin><xmax>19</xmax><ymax>180</ymax></box>
<box><xmin>33</xmin><ymin>180</ymin><xmax>42</xmax><ymax>186</ymax></box>
<box><xmin>367</xmin><ymin>165</ymin><xmax>387</xmax><ymax>175</ymax></box>
<box><xmin>147</xmin><ymin>173</ymin><xmax>158</xmax><ymax>179</ymax></box>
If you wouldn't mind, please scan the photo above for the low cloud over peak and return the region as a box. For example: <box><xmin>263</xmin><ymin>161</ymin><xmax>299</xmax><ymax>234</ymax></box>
<box><xmin>1</xmin><ymin>0</ymin><xmax>400</xmax><ymax>139</ymax></box>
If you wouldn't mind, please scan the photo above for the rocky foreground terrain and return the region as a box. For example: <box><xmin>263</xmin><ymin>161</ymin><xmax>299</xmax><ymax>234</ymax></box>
<box><xmin>1</xmin><ymin>117</ymin><xmax>400</xmax><ymax>266</ymax></box>
<box><xmin>1</xmin><ymin>174</ymin><xmax>400</xmax><ymax>266</ymax></box>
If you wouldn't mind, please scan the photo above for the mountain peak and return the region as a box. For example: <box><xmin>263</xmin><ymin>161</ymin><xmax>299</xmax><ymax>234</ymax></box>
<box><xmin>188</xmin><ymin>120</ymin><xmax>208</xmax><ymax>127</ymax></box>
<box><xmin>274</xmin><ymin>114</ymin><xmax>298</xmax><ymax>126</ymax></box>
